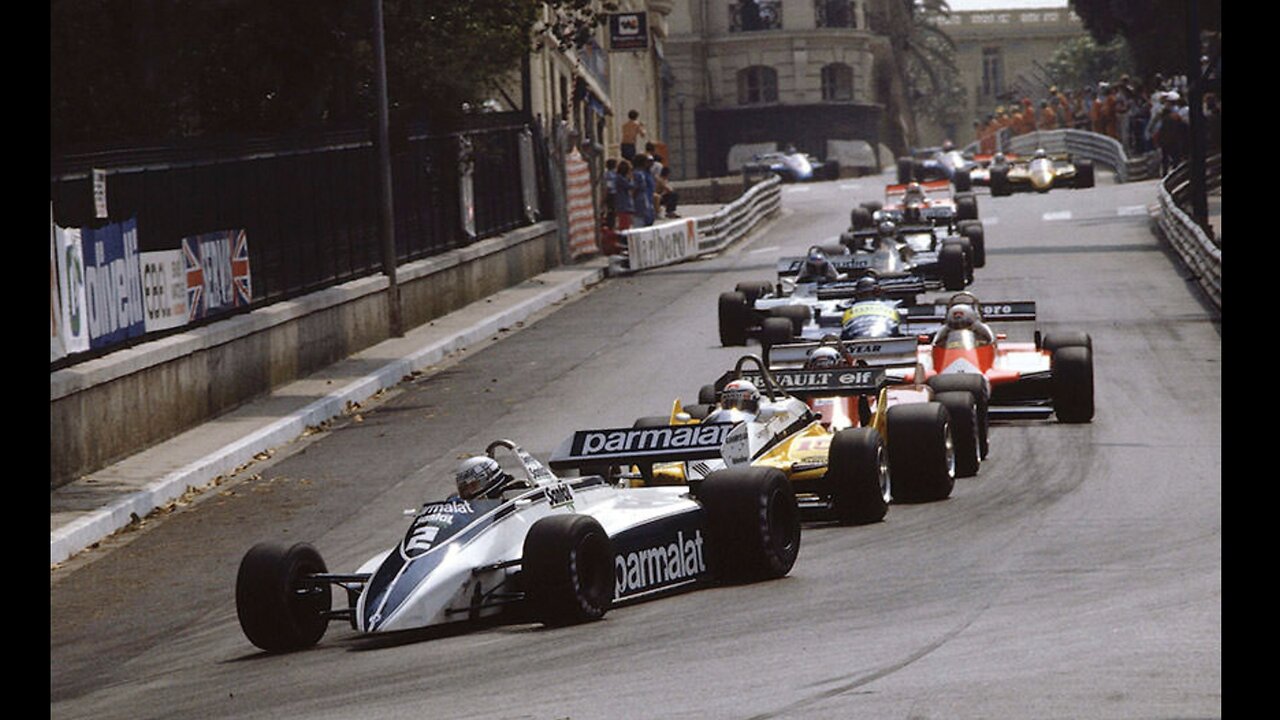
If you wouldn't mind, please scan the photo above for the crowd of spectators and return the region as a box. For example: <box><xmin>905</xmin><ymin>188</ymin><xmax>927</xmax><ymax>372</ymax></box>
<box><xmin>974</xmin><ymin>62</ymin><xmax>1221</xmax><ymax>176</ymax></box>
<box><xmin>602</xmin><ymin>137</ymin><xmax>680</xmax><ymax>233</ymax></box>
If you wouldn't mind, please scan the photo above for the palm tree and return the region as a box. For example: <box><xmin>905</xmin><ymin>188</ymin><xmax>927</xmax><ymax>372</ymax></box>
<box><xmin>870</xmin><ymin>0</ymin><xmax>957</xmax><ymax>152</ymax></box>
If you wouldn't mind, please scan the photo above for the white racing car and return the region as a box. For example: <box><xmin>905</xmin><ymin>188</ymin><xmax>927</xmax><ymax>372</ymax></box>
<box><xmin>235</xmin><ymin>440</ymin><xmax>800</xmax><ymax>653</ymax></box>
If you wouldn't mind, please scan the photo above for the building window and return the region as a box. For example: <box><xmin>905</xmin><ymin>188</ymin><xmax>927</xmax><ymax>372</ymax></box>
<box><xmin>730</xmin><ymin>1</ymin><xmax>782</xmax><ymax>32</ymax></box>
<box><xmin>981</xmin><ymin>47</ymin><xmax>1004</xmax><ymax>98</ymax></box>
<box><xmin>821</xmin><ymin>63</ymin><xmax>854</xmax><ymax>101</ymax></box>
<box><xmin>737</xmin><ymin>66</ymin><xmax>778</xmax><ymax>105</ymax></box>
<box><xmin>815</xmin><ymin>0</ymin><xmax>857</xmax><ymax>28</ymax></box>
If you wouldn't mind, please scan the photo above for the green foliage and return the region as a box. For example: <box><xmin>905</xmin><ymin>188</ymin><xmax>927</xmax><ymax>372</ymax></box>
<box><xmin>1043</xmin><ymin>35</ymin><xmax>1136</xmax><ymax>91</ymax></box>
<box><xmin>51</xmin><ymin>0</ymin><xmax>612</xmax><ymax>149</ymax></box>
<box><xmin>1068</xmin><ymin>0</ymin><xmax>1220</xmax><ymax>78</ymax></box>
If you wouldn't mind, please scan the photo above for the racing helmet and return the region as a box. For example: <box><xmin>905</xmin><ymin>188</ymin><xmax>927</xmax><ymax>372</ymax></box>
<box><xmin>801</xmin><ymin>248</ymin><xmax>830</xmax><ymax>278</ymax></box>
<box><xmin>853</xmin><ymin>276</ymin><xmax>883</xmax><ymax>301</ymax></box>
<box><xmin>1034</xmin><ymin>148</ymin><xmax>1047</xmax><ymax>159</ymax></box>
<box><xmin>993</xmin><ymin>152</ymin><xmax>1006</xmax><ymax>164</ymax></box>
<box><xmin>946</xmin><ymin>304</ymin><xmax>979</xmax><ymax>330</ymax></box>
<box><xmin>878</xmin><ymin>220</ymin><xmax>897</xmax><ymax>237</ymax></box>
<box><xmin>942</xmin><ymin>139</ymin><xmax>954</xmax><ymax>151</ymax></box>
<box><xmin>720</xmin><ymin>379</ymin><xmax>761</xmax><ymax>413</ymax></box>
<box><xmin>455</xmin><ymin>456</ymin><xmax>506</xmax><ymax>499</ymax></box>
<box><xmin>807</xmin><ymin>346</ymin><xmax>842</xmax><ymax>369</ymax></box>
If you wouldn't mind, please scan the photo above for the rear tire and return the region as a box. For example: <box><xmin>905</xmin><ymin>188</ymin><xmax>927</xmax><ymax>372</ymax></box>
<box><xmin>897</xmin><ymin>158</ymin><xmax>914</xmax><ymax>184</ymax></box>
<box><xmin>886</xmin><ymin>403</ymin><xmax>955</xmax><ymax>503</ymax></box>
<box><xmin>698</xmin><ymin>383</ymin><xmax>718</xmax><ymax>406</ymax></box>
<box><xmin>826</xmin><ymin>428</ymin><xmax>890</xmax><ymax>524</ymax></box>
<box><xmin>1052</xmin><ymin>346</ymin><xmax>1095</xmax><ymax>423</ymax></box>
<box><xmin>770</xmin><ymin>304</ymin><xmax>811</xmax><ymax>335</ymax></box>
<box><xmin>523</xmin><ymin>515</ymin><xmax>614</xmax><ymax>626</ymax></box>
<box><xmin>939</xmin><ymin>242</ymin><xmax>968</xmax><ymax>291</ymax></box>
<box><xmin>955</xmin><ymin>193</ymin><xmax>978</xmax><ymax>221</ymax></box>
<box><xmin>236</xmin><ymin>542</ymin><xmax>331</xmax><ymax>653</ymax></box>
<box><xmin>1075</xmin><ymin>160</ymin><xmax>1095</xmax><ymax>188</ymax></box>
<box><xmin>735</xmin><ymin>280</ymin><xmax>772</xmax><ymax>305</ymax></box>
<box><xmin>954</xmin><ymin>169</ymin><xmax>973</xmax><ymax>192</ymax></box>
<box><xmin>990</xmin><ymin>167</ymin><xmax>1010</xmax><ymax>197</ymax></box>
<box><xmin>696</xmin><ymin>467</ymin><xmax>800</xmax><ymax>582</ymax></box>
<box><xmin>760</xmin><ymin>316</ymin><xmax>795</xmax><ymax>349</ymax></box>
<box><xmin>935</xmin><ymin>391</ymin><xmax>980</xmax><ymax>477</ymax></box>
<box><xmin>1042</xmin><ymin>331</ymin><xmax>1092</xmax><ymax>352</ymax></box>
<box><xmin>927</xmin><ymin>374</ymin><xmax>990</xmax><ymax>459</ymax></box>
<box><xmin>850</xmin><ymin>206</ymin><xmax>873</xmax><ymax>230</ymax></box>
<box><xmin>719</xmin><ymin>291</ymin><xmax>750</xmax><ymax>346</ymax></box>
<box><xmin>959</xmin><ymin>221</ymin><xmax>986</xmax><ymax>268</ymax></box>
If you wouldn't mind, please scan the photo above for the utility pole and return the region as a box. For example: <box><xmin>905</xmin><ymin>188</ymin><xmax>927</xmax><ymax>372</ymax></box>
<box><xmin>1185</xmin><ymin>0</ymin><xmax>1210</xmax><ymax>238</ymax></box>
<box><xmin>373</xmin><ymin>0</ymin><xmax>403</xmax><ymax>337</ymax></box>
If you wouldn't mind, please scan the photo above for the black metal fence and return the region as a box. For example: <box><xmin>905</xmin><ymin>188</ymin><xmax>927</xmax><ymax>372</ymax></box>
<box><xmin>50</xmin><ymin>115</ymin><xmax>552</xmax><ymax>369</ymax></box>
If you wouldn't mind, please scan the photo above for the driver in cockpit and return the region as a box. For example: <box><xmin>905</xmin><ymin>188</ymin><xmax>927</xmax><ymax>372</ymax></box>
<box><xmin>703</xmin><ymin>379</ymin><xmax>762</xmax><ymax>425</ymax></box>
<box><xmin>453</xmin><ymin>456</ymin><xmax>516</xmax><ymax>500</ymax></box>
<box><xmin>931</xmin><ymin>303</ymin><xmax>995</xmax><ymax>346</ymax></box>
<box><xmin>796</xmin><ymin>247</ymin><xmax>841</xmax><ymax>284</ymax></box>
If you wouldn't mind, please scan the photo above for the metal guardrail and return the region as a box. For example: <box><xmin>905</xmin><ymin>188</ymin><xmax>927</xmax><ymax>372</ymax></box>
<box><xmin>965</xmin><ymin>128</ymin><xmax>1160</xmax><ymax>183</ymax></box>
<box><xmin>1152</xmin><ymin>154</ymin><xmax>1221</xmax><ymax>312</ymax></box>
<box><xmin>609</xmin><ymin>175</ymin><xmax>782</xmax><ymax>273</ymax></box>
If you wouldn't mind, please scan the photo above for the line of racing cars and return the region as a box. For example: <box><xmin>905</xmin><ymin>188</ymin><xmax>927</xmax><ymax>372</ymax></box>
<box><xmin>233</xmin><ymin>162</ymin><xmax>1097</xmax><ymax>655</ymax></box>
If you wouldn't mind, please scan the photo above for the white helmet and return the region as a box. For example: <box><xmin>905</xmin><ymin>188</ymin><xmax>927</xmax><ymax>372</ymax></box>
<box><xmin>946</xmin><ymin>304</ymin><xmax>979</xmax><ymax>330</ymax></box>
<box><xmin>1034</xmin><ymin>148</ymin><xmax>1047</xmax><ymax>159</ymax></box>
<box><xmin>807</xmin><ymin>346</ymin><xmax>842</xmax><ymax>369</ymax></box>
<box><xmin>455</xmin><ymin>456</ymin><xmax>506</xmax><ymax>499</ymax></box>
<box><xmin>720</xmin><ymin>379</ymin><xmax>761</xmax><ymax>413</ymax></box>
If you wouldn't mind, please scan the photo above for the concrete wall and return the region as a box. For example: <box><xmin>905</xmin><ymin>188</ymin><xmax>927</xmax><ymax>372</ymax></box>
<box><xmin>50</xmin><ymin>221</ymin><xmax>561</xmax><ymax>490</ymax></box>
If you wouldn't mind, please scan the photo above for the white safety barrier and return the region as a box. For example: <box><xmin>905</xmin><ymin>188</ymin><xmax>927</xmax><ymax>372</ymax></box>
<box><xmin>966</xmin><ymin>129</ymin><xmax>1160</xmax><ymax>183</ymax></box>
<box><xmin>1151</xmin><ymin>154</ymin><xmax>1221</xmax><ymax>312</ymax></box>
<box><xmin>610</xmin><ymin>175</ymin><xmax>782</xmax><ymax>273</ymax></box>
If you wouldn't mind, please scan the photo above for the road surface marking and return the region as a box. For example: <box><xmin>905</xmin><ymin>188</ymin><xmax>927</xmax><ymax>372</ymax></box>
<box><xmin>982</xmin><ymin>217</ymin><xmax>999</xmax><ymax>225</ymax></box>
<box><xmin>838</xmin><ymin>183</ymin><xmax>861</xmax><ymax>191</ymax></box>
<box><xmin>1117</xmin><ymin>205</ymin><xmax>1148</xmax><ymax>216</ymax></box>
<box><xmin>783</xmin><ymin>185</ymin><xmax>812</xmax><ymax>193</ymax></box>
<box><xmin>1043</xmin><ymin>211</ymin><xmax>1072</xmax><ymax>221</ymax></box>
<box><xmin>750</xmin><ymin>246</ymin><xmax>780</xmax><ymax>254</ymax></box>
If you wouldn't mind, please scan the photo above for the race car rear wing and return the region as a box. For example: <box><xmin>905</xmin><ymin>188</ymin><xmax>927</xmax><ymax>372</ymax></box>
<box><xmin>712</xmin><ymin>366</ymin><xmax>889</xmax><ymax>399</ymax></box>
<box><xmin>813</xmin><ymin>276</ymin><xmax>927</xmax><ymax>301</ymax></box>
<box><xmin>764</xmin><ymin>336</ymin><xmax>920</xmax><ymax>367</ymax></box>
<box><xmin>776</xmin><ymin>254</ymin><xmax>878</xmax><ymax>278</ymax></box>
<box><xmin>885</xmin><ymin>179</ymin><xmax>951</xmax><ymax>200</ymax></box>
<box><xmin>549</xmin><ymin>422</ymin><xmax>738</xmax><ymax>471</ymax></box>
<box><xmin>906</xmin><ymin>300</ymin><xmax>1038</xmax><ymax>323</ymax></box>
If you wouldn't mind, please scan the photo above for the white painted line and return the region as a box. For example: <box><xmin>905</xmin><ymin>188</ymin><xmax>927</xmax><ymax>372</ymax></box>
<box><xmin>1117</xmin><ymin>205</ymin><xmax>1147</xmax><ymax>216</ymax></box>
<box><xmin>838</xmin><ymin>183</ymin><xmax>861</xmax><ymax>191</ymax></box>
<box><xmin>983</xmin><ymin>217</ymin><xmax>999</xmax><ymax>225</ymax></box>
<box><xmin>1043</xmin><ymin>211</ymin><xmax>1072</xmax><ymax>221</ymax></box>
<box><xmin>750</xmin><ymin>245</ymin><xmax>780</xmax><ymax>254</ymax></box>
<box><xmin>783</xmin><ymin>186</ymin><xmax>811</xmax><ymax>193</ymax></box>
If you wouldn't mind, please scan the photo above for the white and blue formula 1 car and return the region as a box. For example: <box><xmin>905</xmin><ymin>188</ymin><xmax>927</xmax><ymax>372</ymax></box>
<box><xmin>234</xmin><ymin>439</ymin><xmax>800</xmax><ymax>653</ymax></box>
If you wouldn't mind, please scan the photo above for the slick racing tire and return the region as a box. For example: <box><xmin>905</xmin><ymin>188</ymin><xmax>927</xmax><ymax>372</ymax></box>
<box><xmin>696</xmin><ymin>467</ymin><xmax>800</xmax><ymax>582</ymax></box>
<box><xmin>958</xmin><ymin>220</ymin><xmax>986</xmax><ymax>268</ymax></box>
<box><xmin>698</xmin><ymin>383</ymin><xmax>718</xmax><ymax>405</ymax></box>
<box><xmin>719</xmin><ymin>291</ymin><xmax>751</xmax><ymax>346</ymax></box>
<box><xmin>861</xmin><ymin>201</ymin><xmax>883</xmax><ymax>214</ymax></box>
<box><xmin>990</xmin><ymin>167</ymin><xmax>1011</xmax><ymax>197</ymax></box>
<box><xmin>735</xmin><ymin>280</ymin><xmax>773</xmax><ymax>305</ymax></box>
<box><xmin>939</xmin><ymin>241</ymin><xmax>969</xmax><ymax>291</ymax></box>
<box><xmin>826</xmin><ymin>427</ymin><xmax>890</xmax><ymax>525</ymax></box>
<box><xmin>1041</xmin><ymin>331</ymin><xmax>1092</xmax><ymax>352</ymax></box>
<box><xmin>886</xmin><ymin>402</ymin><xmax>956</xmax><ymax>503</ymax></box>
<box><xmin>927</xmin><ymin>373</ymin><xmax>990</xmax><ymax>459</ymax></box>
<box><xmin>1075</xmin><ymin>159</ymin><xmax>1095</xmax><ymax>188</ymax></box>
<box><xmin>953</xmin><ymin>169</ymin><xmax>973</xmax><ymax>192</ymax></box>
<box><xmin>760</xmin><ymin>317</ymin><xmax>796</xmax><ymax>350</ymax></box>
<box><xmin>683</xmin><ymin>403</ymin><xmax>715</xmax><ymax>420</ymax></box>
<box><xmin>934</xmin><ymin>391</ymin><xmax>980</xmax><ymax>478</ymax></box>
<box><xmin>523</xmin><ymin>514</ymin><xmax>614</xmax><ymax>627</ymax></box>
<box><xmin>236</xmin><ymin>542</ymin><xmax>332</xmax><ymax>653</ymax></box>
<box><xmin>897</xmin><ymin>157</ymin><xmax>914</xmax><ymax>184</ymax></box>
<box><xmin>1052</xmin><ymin>346</ymin><xmax>1095</xmax><ymax>423</ymax></box>
<box><xmin>850</xmin><ymin>206</ymin><xmax>874</xmax><ymax>230</ymax></box>
<box><xmin>955</xmin><ymin>192</ymin><xmax>978</xmax><ymax>221</ymax></box>
<box><xmin>770</xmin><ymin>304</ymin><xmax>811</xmax><ymax>336</ymax></box>
<box><xmin>818</xmin><ymin>242</ymin><xmax>848</xmax><ymax>257</ymax></box>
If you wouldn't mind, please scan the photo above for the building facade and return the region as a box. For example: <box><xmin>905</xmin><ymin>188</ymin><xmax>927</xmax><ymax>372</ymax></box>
<box><xmin>664</xmin><ymin>0</ymin><xmax>893</xmax><ymax>179</ymax></box>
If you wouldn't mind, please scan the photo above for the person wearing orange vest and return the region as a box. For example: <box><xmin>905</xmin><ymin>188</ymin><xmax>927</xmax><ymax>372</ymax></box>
<box><xmin>1039</xmin><ymin>100</ymin><xmax>1058</xmax><ymax>130</ymax></box>
<box><xmin>1101</xmin><ymin>84</ymin><xmax>1118</xmax><ymax>139</ymax></box>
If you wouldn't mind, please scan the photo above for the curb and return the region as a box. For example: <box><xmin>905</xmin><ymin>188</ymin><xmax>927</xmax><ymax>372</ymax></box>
<box><xmin>51</xmin><ymin>261</ymin><xmax>608</xmax><ymax>566</ymax></box>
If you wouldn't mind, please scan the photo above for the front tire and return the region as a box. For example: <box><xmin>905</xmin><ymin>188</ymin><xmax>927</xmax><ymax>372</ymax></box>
<box><xmin>696</xmin><ymin>467</ymin><xmax>800</xmax><ymax>582</ymax></box>
<box><xmin>236</xmin><ymin>542</ymin><xmax>332</xmax><ymax>653</ymax></box>
<box><xmin>939</xmin><ymin>242</ymin><xmax>969</xmax><ymax>291</ymax></box>
<box><xmin>523</xmin><ymin>515</ymin><xmax>614</xmax><ymax>626</ymax></box>
<box><xmin>934</xmin><ymin>391</ymin><xmax>980</xmax><ymax>477</ymax></box>
<box><xmin>927</xmin><ymin>373</ymin><xmax>990</xmax><ymax>459</ymax></box>
<box><xmin>958</xmin><ymin>220</ymin><xmax>986</xmax><ymax>268</ymax></box>
<box><xmin>719</xmin><ymin>291</ymin><xmax>750</xmax><ymax>346</ymax></box>
<box><xmin>735</xmin><ymin>280</ymin><xmax>773</xmax><ymax>305</ymax></box>
<box><xmin>826</xmin><ymin>428</ymin><xmax>890</xmax><ymax>524</ymax></box>
<box><xmin>760</xmin><ymin>316</ymin><xmax>795</xmax><ymax>350</ymax></box>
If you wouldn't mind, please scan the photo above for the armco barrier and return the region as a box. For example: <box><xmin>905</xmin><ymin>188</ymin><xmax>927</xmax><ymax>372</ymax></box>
<box><xmin>609</xmin><ymin>175</ymin><xmax>782</xmax><ymax>273</ymax></box>
<box><xmin>1151</xmin><ymin>154</ymin><xmax>1221</xmax><ymax>312</ymax></box>
<box><xmin>967</xmin><ymin>129</ymin><xmax>1159</xmax><ymax>183</ymax></box>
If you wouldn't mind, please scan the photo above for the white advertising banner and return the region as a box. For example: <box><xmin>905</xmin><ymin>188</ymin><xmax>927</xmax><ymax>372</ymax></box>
<box><xmin>55</xmin><ymin>224</ymin><xmax>91</xmax><ymax>356</ymax></box>
<box><xmin>626</xmin><ymin>218</ymin><xmax>698</xmax><ymax>271</ymax></box>
<box><xmin>140</xmin><ymin>249</ymin><xmax>189</xmax><ymax>332</ymax></box>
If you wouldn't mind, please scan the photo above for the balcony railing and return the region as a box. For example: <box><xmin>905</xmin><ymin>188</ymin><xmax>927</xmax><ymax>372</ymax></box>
<box><xmin>815</xmin><ymin>0</ymin><xmax>857</xmax><ymax>29</ymax></box>
<box><xmin>729</xmin><ymin>1</ymin><xmax>783</xmax><ymax>32</ymax></box>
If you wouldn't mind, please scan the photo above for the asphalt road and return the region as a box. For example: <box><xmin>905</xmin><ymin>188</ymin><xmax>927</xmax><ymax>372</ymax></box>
<box><xmin>50</xmin><ymin>171</ymin><xmax>1222</xmax><ymax>720</ymax></box>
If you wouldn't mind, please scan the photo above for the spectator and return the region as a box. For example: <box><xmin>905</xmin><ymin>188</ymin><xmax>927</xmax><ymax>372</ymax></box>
<box><xmin>1090</xmin><ymin>85</ymin><xmax>1104</xmax><ymax>134</ymax></box>
<box><xmin>603</xmin><ymin>158</ymin><xmax>619</xmax><ymax>229</ymax></box>
<box><xmin>1156</xmin><ymin>102</ymin><xmax>1188</xmax><ymax>174</ymax></box>
<box><xmin>655</xmin><ymin>166</ymin><xmax>680</xmax><ymax>219</ymax></box>
<box><xmin>614</xmin><ymin>159</ymin><xmax>636</xmax><ymax>230</ymax></box>
<box><xmin>644</xmin><ymin>142</ymin><xmax>665</xmax><ymax>179</ymax></box>
<box><xmin>632</xmin><ymin>153</ymin><xmax>656</xmax><ymax>227</ymax></box>
<box><xmin>1116</xmin><ymin>76</ymin><xmax>1134</xmax><ymax>151</ymax></box>
<box><xmin>620</xmin><ymin>110</ymin><xmax>646</xmax><ymax>161</ymax></box>
<box><xmin>1038</xmin><ymin>99</ymin><xmax>1057</xmax><ymax>130</ymax></box>
<box><xmin>1101</xmin><ymin>84</ymin><xmax>1118</xmax><ymax>140</ymax></box>
<box><xmin>1204</xmin><ymin>93</ymin><xmax>1221</xmax><ymax>153</ymax></box>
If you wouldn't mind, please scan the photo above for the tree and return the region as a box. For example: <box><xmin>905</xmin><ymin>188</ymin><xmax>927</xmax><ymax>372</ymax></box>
<box><xmin>869</xmin><ymin>0</ymin><xmax>957</xmax><ymax>152</ymax></box>
<box><xmin>1069</xmin><ymin>0</ymin><xmax>1220</xmax><ymax>80</ymax></box>
<box><xmin>1043</xmin><ymin>35</ymin><xmax>1136</xmax><ymax>92</ymax></box>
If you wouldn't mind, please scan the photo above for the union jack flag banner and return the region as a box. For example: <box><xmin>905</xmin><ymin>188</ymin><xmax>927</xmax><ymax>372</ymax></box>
<box><xmin>183</xmin><ymin>229</ymin><xmax>251</xmax><ymax>322</ymax></box>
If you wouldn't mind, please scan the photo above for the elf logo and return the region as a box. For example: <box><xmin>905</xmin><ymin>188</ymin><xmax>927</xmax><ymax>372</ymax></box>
<box><xmin>615</xmin><ymin>530</ymin><xmax>706</xmax><ymax>598</ymax></box>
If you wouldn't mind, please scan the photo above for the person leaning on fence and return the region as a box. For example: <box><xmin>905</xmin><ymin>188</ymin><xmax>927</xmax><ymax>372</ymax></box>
<box><xmin>614</xmin><ymin>159</ymin><xmax>636</xmax><ymax>230</ymax></box>
<box><xmin>621</xmin><ymin>110</ymin><xmax>646</xmax><ymax>161</ymax></box>
<box><xmin>655</xmin><ymin>166</ymin><xmax>680</xmax><ymax>219</ymax></box>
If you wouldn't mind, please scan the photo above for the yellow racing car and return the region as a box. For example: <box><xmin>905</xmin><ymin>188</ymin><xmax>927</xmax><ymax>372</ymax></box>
<box><xmin>989</xmin><ymin>148</ymin><xmax>1095</xmax><ymax>196</ymax></box>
